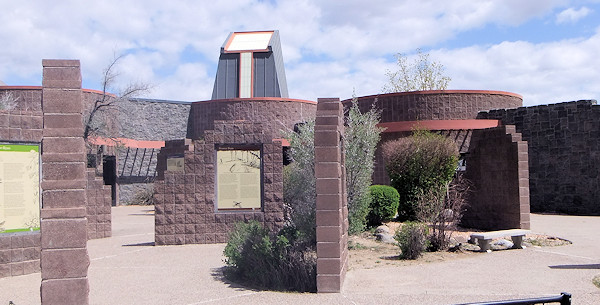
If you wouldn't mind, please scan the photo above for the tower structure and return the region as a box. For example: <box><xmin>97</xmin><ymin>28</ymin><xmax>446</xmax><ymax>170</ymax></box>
<box><xmin>211</xmin><ymin>30</ymin><xmax>288</xmax><ymax>99</ymax></box>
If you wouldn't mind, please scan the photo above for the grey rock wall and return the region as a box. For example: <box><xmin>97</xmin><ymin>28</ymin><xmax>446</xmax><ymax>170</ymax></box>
<box><xmin>117</xmin><ymin>98</ymin><xmax>191</xmax><ymax>141</ymax></box>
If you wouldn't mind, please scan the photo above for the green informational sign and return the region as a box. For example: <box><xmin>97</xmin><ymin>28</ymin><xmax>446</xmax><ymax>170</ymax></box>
<box><xmin>216</xmin><ymin>148</ymin><xmax>262</xmax><ymax>210</ymax></box>
<box><xmin>0</xmin><ymin>144</ymin><xmax>40</xmax><ymax>233</ymax></box>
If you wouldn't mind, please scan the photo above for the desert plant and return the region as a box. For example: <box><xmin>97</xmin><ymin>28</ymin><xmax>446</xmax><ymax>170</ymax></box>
<box><xmin>367</xmin><ymin>185</ymin><xmax>400</xmax><ymax>226</ymax></box>
<box><xmin>282</xmin><ymin>120</ymin><xmax>316</xmax><ymax>242</ymax></box>
<box><xmin>382</xmin><ymin>129</ymin><xmax>458</xmax><ymax>221</ymax></box>
<box><xmin>130</xmin><ymin>185</ymin><xmax>154</xmax><ymax>205</ymax></box>
<box><xmin>283</xmin><ymin>99</ymin><xmax>382</xmax><ymax>236</ymax></box>
<box><xmin>344</xmin><ymin>98</ymin><xmax>383</xmax><ymax>234</ymax></box>
<box><xmin>223</xmin><ymin>221</ymin><xmax>316</xmax><ymax>292</ymax></box>
<box><xmin>395</xmin><ymin>221</ymin><xmax>429</xmax><ymax>259</ymax></box>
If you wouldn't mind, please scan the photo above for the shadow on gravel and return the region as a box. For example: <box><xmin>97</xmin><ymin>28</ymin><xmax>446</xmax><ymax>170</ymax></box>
<box><xmin>549</xmin><ymin>264</ymin><xmax>600</xmax><ymax>269</ymax></box>
<box><xmin>123</xmin><ymin>242</ymin><xmax>155</xmax><ymax>247</ymax></box>
<box><xmin>210</xmin><ymin>266</ymin><xmax>256</xmax><ymax>291</ymax></box>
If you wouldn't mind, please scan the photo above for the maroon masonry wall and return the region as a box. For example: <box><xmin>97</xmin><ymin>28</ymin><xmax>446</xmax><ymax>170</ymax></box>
<box><xmin>0</xmin><ymin>232</ymin><xmax>41</xmax><ymax>278</ymax></box>
<box><xmin>86</xmin><ymin>169</ymin><xmax>112</xmax><ymax>239</ymax></box>
<box><xmin>154</xmin><ymin>120</ymin><xmax>284</xmax><ymax>245</ymax></box>
<box><xmin>342</xmin><ymin>91</ymin><xmax>523</xmax><ymax>185</ymax></box>
<box><xmin>314</xmin><ymin>98</ymin><xmax>349</xmax><ymax>293</ymax></box>
<box><xmin>463</xmin><ymin>125</ymin><xmax>530</xmax><ymax>230</ymax></box>
<box><xmin>189</xmin><ymin>97</ymin><xmax>317</xmax><ymax>139</ymax></box>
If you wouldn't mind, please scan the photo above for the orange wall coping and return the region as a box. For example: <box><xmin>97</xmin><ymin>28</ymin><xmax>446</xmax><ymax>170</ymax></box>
<box><xmin>89</xmin><ymin>137</ymin><xmax>165</xmax><ymax>149</ymax></box>
<box><xmin>0</xmin><ymin>86</ymin><xmax>117</xmax><ymax>97</ymax></box>
<box><xmin>342</xmin><ymin>90</ymin><xmax>522</xmax><ymax>103</ymax></box>
<box><xmin>378</xmin><ymin>119</ymin><xmax>501</xmax><ymax>132</ymax></box>
<box><xmin>193</xmin><ymin>97</ymin><xmax>317</xmax><ymax>105</ymax></box>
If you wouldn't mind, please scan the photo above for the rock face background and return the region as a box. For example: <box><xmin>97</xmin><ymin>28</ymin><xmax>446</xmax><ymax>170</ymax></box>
<box><xmin>117</xmin><ymin>98</ymin><xmax>191</xmax><ymax>141</ymax></box>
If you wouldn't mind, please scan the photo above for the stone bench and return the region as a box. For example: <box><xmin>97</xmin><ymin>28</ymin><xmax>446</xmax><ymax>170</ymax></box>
<box><xmin>469</xmin><ymin>229</ymin><xmax>530</xmax><ymax>251</ymax></box>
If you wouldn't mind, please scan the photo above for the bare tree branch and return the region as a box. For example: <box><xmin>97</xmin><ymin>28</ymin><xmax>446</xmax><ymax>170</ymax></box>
<box><xmin>83</xmin><ymin>54</ymin><xmax>152</xmax><ymax>140</ymax></box>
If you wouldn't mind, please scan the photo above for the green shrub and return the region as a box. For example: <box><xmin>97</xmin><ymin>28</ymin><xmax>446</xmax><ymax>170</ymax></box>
<box><xmin>367</xmin><ymin>185</ymin><xmax>400</xmax><ymax>226</ymax></box>
<box><xmin>395</xmin><ymin>221</ymin><xmax>429</xmax><ymax>260</ymax></box>
<box><xmin>223</xmin><ymin>221</ymin><xmax>316</xmax><ymax>292</ymax></box>
<box><xmin>344</xmin><ymin>98</ymin><xmax>383</xmax><ymax>234</ymax></box>
<box><xmin>382</xmin><ymin>129</ymin><xmax>458</xmax><ymax>221</ymax></box>
<box><xmin>128</xmin><ymin>185</ymin><xmax>154</xmax><ymax>205</ymax></box>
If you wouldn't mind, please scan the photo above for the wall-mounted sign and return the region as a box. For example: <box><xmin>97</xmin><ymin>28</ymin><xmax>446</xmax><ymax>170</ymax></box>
<box><xmin>216</xmin><ymin>148</ymin><xmax>261</xmax><ymax>210</ymax></box>
<box><xmin>0</xmin><ymin>144</ymin><xmax>40</xmax><ymax>233</ymax></box>
<box><xmin>167</xmin><ymin>156</ymin><xmax>184</xmax><ymax>172</ymax></box>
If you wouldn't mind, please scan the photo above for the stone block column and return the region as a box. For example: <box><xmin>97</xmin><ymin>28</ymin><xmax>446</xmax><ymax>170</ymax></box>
<box><xmin>315</xmin><ymin>98</ymin><xmax>349</xmax><ymax>293</ymax></box>
<box><xmin>40</xmin><ymin>60</ymin><xmax>90</xmax><ymax>305</ymax></box>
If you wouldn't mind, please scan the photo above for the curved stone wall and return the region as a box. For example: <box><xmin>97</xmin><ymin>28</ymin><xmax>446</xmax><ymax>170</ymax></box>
<box><xmin>189</xmin><ymin>97</ymin><xmax>317</xmax><ymax>139</ymax></box>
<box><xmin>342</xmin><ymin>90</ymin><xmax>522</xmax><ymax>122</ymax></box>
<box><xmin>342</xmin><ymin>90</ymin><xmax>523</xmax><ymax>186</ymax></box>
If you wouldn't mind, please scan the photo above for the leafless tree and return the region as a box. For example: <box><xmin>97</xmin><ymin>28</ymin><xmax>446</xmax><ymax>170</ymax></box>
<box><xmin>0</xmin><ymin>91</ymin><xmax>18</xmax><ymax>111</ymax></box>
<box><xmin>83</xmin><ymin>54</ymin><xmax>151</xmax><ymax>141</ymax></box>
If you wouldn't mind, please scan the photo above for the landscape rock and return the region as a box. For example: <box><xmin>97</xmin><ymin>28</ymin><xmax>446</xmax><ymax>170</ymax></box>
<box><xmin>374</xmin><ymin>225</ymin><xmax>391</xmax><ymax>234</ymax></box>
<box><xmin>375</xmin><ymin>232</ymin><xmax>396</xmax><ymax>244</ymax></box>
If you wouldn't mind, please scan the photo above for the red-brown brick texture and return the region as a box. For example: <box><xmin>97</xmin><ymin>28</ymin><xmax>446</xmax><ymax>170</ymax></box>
<box><xmin>314</xmin><ymin>98</ymin><xmax>349</xmax><ymax>293</ymax></box>
<box><xmin>40</xmin><ymin>59</ymin><xmax>90</xmax><ymax>305</ymax></box>
<box><xmin>463</xmin><ymin>125</ymin><xmax>530</xmax><ymax>230</ymax></box>
<box><xmin>154</xmin><ymin>121</ymin><xmax>284</xmax><ymax>245</ymax></box>
<box><xmin>342</xmin><ymin>91</ymin><xmax>523</xmax><ymax>186</ymax></box>
<box><xmin>0</xmin><ymin>232</ymin><xmax>41</xmax><ymax>278</ymax></box>
<box><xmin>189</xmin><ymin>98</ymin><xmax>316</xmax><ymax>140</ymax></box>
<box><xmin>86</xmin><ymin>169</ymin><xmax>112</xmax><ymax>239</ymax></box>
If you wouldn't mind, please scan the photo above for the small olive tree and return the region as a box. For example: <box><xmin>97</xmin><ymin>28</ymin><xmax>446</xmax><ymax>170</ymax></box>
<box><xmin>283</xmin><ymin>98</ymin><xmax>382</xmax><ymax>236</ymax></box>
<box><xmin>344</xmin><ymin>98</ymin><xmax>383</xmax><ymax>234</ymax></box>
<box><xmin>383</xmin><ymin>48</ymin><xmax>451</xmax><ymax>93</ymax></box>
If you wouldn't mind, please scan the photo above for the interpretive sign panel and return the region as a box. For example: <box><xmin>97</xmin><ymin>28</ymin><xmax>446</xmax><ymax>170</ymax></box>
<box><xmin>0</xmin><ymin>144</ymin><xmax>40</xmax><ymax>233</ymax></box>
<box><xmin>167</xmin><ymin>156</ymin><xmax>184</xmax><ymax>172</ymax></box>
<box><xmin>216</xmin><ymin>147</ymin><xmax>261</xmax><ymax>210</ymax></box>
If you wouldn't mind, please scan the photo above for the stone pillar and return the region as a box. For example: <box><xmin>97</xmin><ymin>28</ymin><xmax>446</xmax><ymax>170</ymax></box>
<box><xmin>314</xmin><ymin>98</ymin><xmax>349</xmax><ymax>293</ymax></box>
<box><xmin>40</xmin><ymin>60</ymin><xmax>90</xmax><ymax>305</ymax></box>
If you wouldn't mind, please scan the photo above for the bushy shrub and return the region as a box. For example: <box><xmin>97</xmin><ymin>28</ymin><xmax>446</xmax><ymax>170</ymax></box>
<box><xmin>344</xmin><ymin>98</ymin><xmax>383</xmax><ymax>234</ymax></box>
<box><xmin>282</xmin><ymin>120</ymin><xmax>316</xmax><ymax>243</ymax></box>
<box><xmin>395</xmin><ymin>221</ymin><xmax>429</xmax><ymax>260</ymax></box>
<box><xmin>367</xmin><ymin>185</ymin><xmax>400</xmax><ymax>226</ymax></box>
<box><xmin>131</xmin><ymin>185</ymin><xmax>154</xmax><ymax>205</ymax></box>
<box><xmin>282</xmin><ymin>99</ymin><xmax>382</xmax><ymax>236</ymax></box>
<box><xmin>223</xmin><ymin>221</ymin><xmax>316</xmax><ymax>292</ymax></box>
<box><xmin>382</xmin><ymin>129</ymin><xmax>458</xmax><ymax>221</ymax></box>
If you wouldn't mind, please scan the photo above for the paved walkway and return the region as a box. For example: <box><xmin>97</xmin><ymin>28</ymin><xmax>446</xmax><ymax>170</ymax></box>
<box><xmin>1</xmin><ymin>206</ymin><xmax>599</xmax><ymax>304</ymax></box>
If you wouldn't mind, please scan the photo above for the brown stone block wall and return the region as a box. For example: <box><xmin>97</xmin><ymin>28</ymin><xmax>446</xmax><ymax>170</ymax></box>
<box><xmin>479</xmin><ymin>100</ymin><xmax>600</xmax><ymax>215</ymax></box>
<box><xmin>86</xmin><ymin>169</ymin><xmax>112</xmax><ymax>239</ymax></box>
<box><xmin>41</xmin><ymin>59</ymin><xmax>90</xmax><ymax>304</ymax></box>
<box><xmin>189</xmin><ymin>98</ymin><xmax>317</xmax><ymax>140</ymax></box>
<box><xmin>463</xmin><ymin>125</ymin><xmax>530</xmax><ymax>230</ymax></box>
<box><xmin>314</xmin><ymin>98</ymin><xmax>349</xmax><ymax>293</ymax></box>
<box><xmin>0</xmin><ymin>232</ymin><xmax>41</xmax><ymax>278</ymax></box>
<box><xmin>154</xmin><ymin>121</ymin><xmax>284</xmax><ymax>245</ymax></box>
<box><xmin>0</xmin><ymin>110</ymin><xmax>44</xmax><ymax>142</ymax></box>
<box><xmin>343</xmin><ymin>90</ymin><xmax>522</xmax><ymax>123</ymax></box>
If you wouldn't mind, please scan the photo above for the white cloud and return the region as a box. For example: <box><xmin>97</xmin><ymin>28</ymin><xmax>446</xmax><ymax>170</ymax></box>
<box><xmin>556</xmin><ymin>7</ymin><xmax>592</xmax><ymax>24</ymax></box>
<box><xmin>0</xmin><ymin>0</ymin><xmax>597</xmax><ymax>107</ymax></box>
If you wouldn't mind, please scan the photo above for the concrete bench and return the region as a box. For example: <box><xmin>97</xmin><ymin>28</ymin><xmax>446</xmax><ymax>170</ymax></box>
<box><xmin>469</xmin><ymin>229</ymin><xmax>530</xmax><ymax>251</ymax></box>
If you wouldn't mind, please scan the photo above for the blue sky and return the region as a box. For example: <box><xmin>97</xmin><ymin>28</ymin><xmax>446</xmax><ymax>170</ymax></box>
<box><xmin>1</xmin><ymin>0</ymin><xmax>599</xmax><ymax>106</ymax></box>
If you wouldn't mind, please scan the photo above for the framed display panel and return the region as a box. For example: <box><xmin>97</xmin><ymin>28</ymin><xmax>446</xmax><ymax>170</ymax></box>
<box><xmin>0</xmin><ymin>143</ymin><xmax>40</xmax><ymax>233</ymax></box>
<box><xmin>167</xmin><ymin>155</ymin><xmax>185</xmax><ymax>172</ymax></box>
<box><xmin>215</xmin><ymin>145</ymin><xmax>262</xmax><ymax>211</ymax></box>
